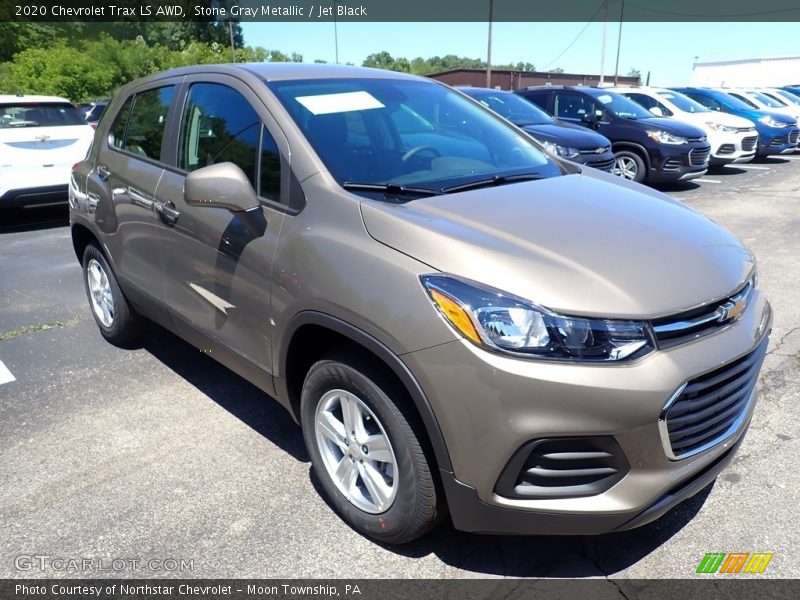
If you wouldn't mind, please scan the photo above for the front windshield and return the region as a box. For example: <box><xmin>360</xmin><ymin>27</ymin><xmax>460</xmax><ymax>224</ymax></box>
<box><xmin>656</xmin><ymin>91</ymin><xmax>709</xmax><ymax>114</ymax></box>
<box><xmin>591</xmin><ymin>91</ymin><xmax>653</xmax><ymax>119</ymax></box>
<box><xmin>727</xmin><ymin>92</ymin><xmax>758</xmax><ymax>109</ymax></box>
<box><xmin>772</xmin><ymin>90</ymin><xmax>800</xmax><ymax>106</ymax></box>
<box><xmin>462</xmin><ymin>90</ymin><xmax>553</xmax><ymax>126</ymax></box>
<box><xmin>747</xmin><ymin>91</ymin><xmax>786</xmax><ymax>108</ymax></box>
<box><xmin>268</xmin><ymin>78</ymin><xmax>561</xmax><ymax>193</ymax></box>
<box><xmin>715</xmin><ymin>91</ymin><xmax>760</xmax><ymax>111</ymax></box>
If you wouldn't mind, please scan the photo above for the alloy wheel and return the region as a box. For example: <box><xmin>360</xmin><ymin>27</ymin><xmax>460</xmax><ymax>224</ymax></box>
<box><xmin>87</xmin><ymin>258</ymin><xmax>115</xmax><ymax>327</ymax></box>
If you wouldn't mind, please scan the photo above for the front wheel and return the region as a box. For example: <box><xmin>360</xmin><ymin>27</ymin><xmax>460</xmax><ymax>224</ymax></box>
<box><xmin>301</xmin><ymin>352</ymin><xmax>443</xmax><ymax>544</ymax></box>
<box><xmin>612</xmin><ymin>150</ymin><xmax>646</xmax><ymax>182</ymax></box>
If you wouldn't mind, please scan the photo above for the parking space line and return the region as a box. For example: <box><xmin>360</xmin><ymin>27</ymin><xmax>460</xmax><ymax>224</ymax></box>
<box><xmin>695</xmin><ymin>178</ymin><xmax>722</xmax><ymax>183</ymax></box>
<box><xmin>780</xmin><ymin>155</ymin><xmax>800</xmax><ymax>159</ymax></box>
<box><xmin>730</xmin><ymin>165</ymin><xmax>770</xmax><ymax>170</ymax></box>
<box><xmin>0</xmin><ymin>359</ymin><xmax>15</xmax><ymax>385</ymax></box>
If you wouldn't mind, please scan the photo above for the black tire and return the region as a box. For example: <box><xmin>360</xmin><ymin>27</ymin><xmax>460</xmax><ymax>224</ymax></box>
<box><xmin>301</xmin><ymin>350</ymin><xmax>444</xmax><ymax>544</ymax></box>
<box><xmin>612</xmin><ymin>150</ymin><xmax>647</xmax><ymax>183</ymax></box>
<box><xmin>82</xmin><ymin>242</ymin><xmax>142</xmax><ymax>347</ymax></box>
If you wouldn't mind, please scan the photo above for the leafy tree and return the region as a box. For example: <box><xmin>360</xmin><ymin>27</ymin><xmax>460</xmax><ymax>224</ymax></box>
<box><xmin>627</xmin><ymin>68</ymin><xmax>641</xmax><ymax>78</ymax></box>
<box><xmin>547</xmin><ymin>67</ymin><xmax>565</xmax><ymax>73</ymax></box>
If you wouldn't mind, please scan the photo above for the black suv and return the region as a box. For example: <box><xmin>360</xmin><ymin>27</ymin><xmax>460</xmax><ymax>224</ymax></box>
<box><xmin>517</xmin><ymin>86</ymin><xmax>711</xmax><ymax>184</ymax></box>
<box><xmin>459</xmin><ymin>87</ymin><xmax>615</xmax><ymax>172</ymax></box>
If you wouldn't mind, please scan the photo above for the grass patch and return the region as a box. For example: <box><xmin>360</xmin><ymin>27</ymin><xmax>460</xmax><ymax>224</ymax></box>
<box><xmin>0</xmin><ymin>315</ymin><xmax>87</xmax><ymax>341</ymax></box>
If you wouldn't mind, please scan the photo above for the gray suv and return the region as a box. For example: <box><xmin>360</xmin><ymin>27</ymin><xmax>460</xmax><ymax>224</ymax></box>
<box><xmin>69</xmin><ymin>64</ymin><xmax>772</xmax><ymax>544</ymax></box>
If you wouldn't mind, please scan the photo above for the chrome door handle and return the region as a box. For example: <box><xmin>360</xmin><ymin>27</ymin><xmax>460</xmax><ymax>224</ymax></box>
<box><xmin>155</xmin><ymin>200</ymin><xmax>180</xmax><ymax>224</ymax></box>
<box><xmin>97</xmin><ymin>164</ymin><xmax>111</xmax><ymax>181</ymax></box>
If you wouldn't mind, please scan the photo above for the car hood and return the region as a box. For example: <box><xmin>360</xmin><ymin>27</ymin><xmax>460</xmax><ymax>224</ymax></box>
<box><xmin>360</xmin><ymin>171</ymin><xmax>753</xmax><ymax>319</ymax></box>
<box><xmin>675</xmin><ymin>111</ymin><xmax>756</xmax><ymax>129</ymax></box>
<box><xmin>521</xmin><ymin>122</ymin><xmax>610</xmax><ymax>150</ymax></box>
<box><xmin>637</xmin><ymin>116</ymin><xmax>708</xmax><ymax>138</ymax></box>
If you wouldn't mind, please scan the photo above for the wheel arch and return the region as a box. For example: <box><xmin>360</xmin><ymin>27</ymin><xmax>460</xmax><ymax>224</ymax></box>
<box><xmin>611</xmin><ymin>141</ymin><xmax>652</xmax><ymax>171</ymax></box>
<box><xmin>277</xmin><ymin>311</ymin><xmax>453</xmax><ymax>473</ymax></box>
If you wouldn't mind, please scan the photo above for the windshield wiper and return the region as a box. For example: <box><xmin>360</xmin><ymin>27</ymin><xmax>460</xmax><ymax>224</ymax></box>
<box><xmin>343</xmin><ymin>182</ymin><xmax>441</xmax><ymax>197</ymax></box>
<box><xmin>441</xmin><ymin>172</ymin><xmax>543</xmax><ymax>194</ymax></box>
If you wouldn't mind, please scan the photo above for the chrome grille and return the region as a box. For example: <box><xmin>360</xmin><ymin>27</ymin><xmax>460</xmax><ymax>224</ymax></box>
<box><xmin>652</xmin><ymin>278</ymin><xmax>753</xmax><ymax>348</ymax></box>
<box><xmin>789</xmin><ymin>130</ymin><xmax>799</xmax><ymax>145</ymax></box>
<box><xmin>579</xmin><ymin>145</ymin><xmax>611</xmax><ymax>155</ymax></box>
<box><xmin>584</xmin><ymin>157</ymin><xmax>615</xmax><ymax>172</ymax></box>
<box><xmin>689</xmin><ymin>147</ymin><xmax>711</xmax><ymax>166</ymax></box>
<box><xmin>741</xmin><ymin>136</ymin><xmax>758</xmax><ymax>152</ymax></box>
<box><xmin>661</xmin><ymin>337</ymin><xmax>767</xmax><ymax>459</ymax></box>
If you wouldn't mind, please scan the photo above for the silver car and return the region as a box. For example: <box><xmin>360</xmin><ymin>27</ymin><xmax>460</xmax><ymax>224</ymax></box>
<box><xmin>70</xmin><ymin>64</ymin><xmax>772</xmax><ymax>543</ymax></box>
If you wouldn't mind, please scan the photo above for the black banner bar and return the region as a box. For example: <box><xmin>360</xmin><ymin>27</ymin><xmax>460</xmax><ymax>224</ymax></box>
<box><xmin>2</xmin><ymin>579</ymin><xmax>799</xmax><ymax>600</ymax></box>
<box><xmin>1</xmin><ymin>0</ymin><xmax>800</xmax><ymax>23</ymax></box>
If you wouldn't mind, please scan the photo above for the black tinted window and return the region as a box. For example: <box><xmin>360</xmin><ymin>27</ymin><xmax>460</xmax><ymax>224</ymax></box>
<box><xmin>0</xmin><ymin>103</ymin><xmax>85</xmax><ymax>128</ymax></box>
<box><xmin>260</xmin><ymin>126</ymin><xmax>281</xmax><ymax>202</ymax></box>
<box><xmin>111</xmin><ymin>97</ymin><xmax>134</xmax><ymax>149</ymax></box>
<box><xmin>178</xmin><ymin>83</ymin><xmax>261</xmax><ymax>188</ymax></box>
<box><xmin>112</xmin><ymin>87</ymin><xmax>174</xmax><ymax>159</ymax></box>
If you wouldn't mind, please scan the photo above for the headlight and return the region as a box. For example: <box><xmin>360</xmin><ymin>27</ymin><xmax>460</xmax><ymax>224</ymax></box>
<box><xmin>646</xmin><ymin>130</ymin><xmax>688</xmax><ymax>145</ymax></box>
<box><xmin>758</xmin><ymin>115</ymin><xmax>788</xmax><ymax>128</ymax></box>
<box><xmin>705</xmin><ymin>122</ymin><xmax>739</xmax><ymax>133</ymax></box>
<box><xmin>541</xmin><ymin>141</ymin><xmax>581</xmax><ymax>159</ymax></box>
<box><xmin>421</xmin><ymin>275</ymin><xmax>653</xmax><ymax>362</ymax></box>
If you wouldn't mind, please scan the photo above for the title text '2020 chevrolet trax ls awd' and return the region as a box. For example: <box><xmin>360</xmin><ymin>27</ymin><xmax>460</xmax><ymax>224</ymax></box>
<box><xmin>70</xmin><ymin>65</ymin><xmax>771</xmax><ymax>543</ymax></box>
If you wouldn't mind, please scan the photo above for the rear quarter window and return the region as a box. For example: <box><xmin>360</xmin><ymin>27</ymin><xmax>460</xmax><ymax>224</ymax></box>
<box><xmin>109</xmin><ymin>86</ymin><xmax>175</xmax><ymax>161</ymax></box>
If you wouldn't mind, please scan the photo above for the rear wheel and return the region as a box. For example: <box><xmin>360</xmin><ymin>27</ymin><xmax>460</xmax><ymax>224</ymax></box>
<box><xmin>613</xmin><ymin>150</ymin><xmax>646</xmax><ymax>182</ymax></box>
<box><xmin>82</xmin><ymin>243</ymin><xmax>142</xmax><ymax>346</ymax></box>
<box><xmin>301</xmin><ymin>351</ymin><xmax>443</xmax><ymax>544</ymax></box>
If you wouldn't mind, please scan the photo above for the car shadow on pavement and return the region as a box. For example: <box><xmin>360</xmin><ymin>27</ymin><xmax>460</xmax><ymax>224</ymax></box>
<box><xmin>0</xmin><ymin>206</ymin><xmax>69</xmax><ymax>234</ymax></box>
<box><xmin>390</xmin><ymin>483</ymin><xmax>714</xmax><ymax>577</ymax></box>
<box><xmin>139</xmin><ymin>323</ymin><xmax>714</xmax><ymax>578</ymax></box>
<box><xmin>140</xmin><ymin>324</ymin><xmax>309</xmax><ymax>463</ymax></box>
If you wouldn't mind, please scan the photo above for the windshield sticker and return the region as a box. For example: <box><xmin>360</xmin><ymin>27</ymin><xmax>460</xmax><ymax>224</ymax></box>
<box><xmin>597</xmin><ymin>95</ymin><xmax>614</xmax><ymax>104</ymax></box>
<box><xmin>296</xmin><ymin>91</ymin><xmax>385</xmax><ymax>115</ymax></box>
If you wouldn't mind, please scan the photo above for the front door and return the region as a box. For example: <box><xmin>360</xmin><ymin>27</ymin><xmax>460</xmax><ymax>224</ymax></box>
<box><xmin>155</xmin><ymin>78</ymin><xmax>287</xmax><ymax>373</ymax></box>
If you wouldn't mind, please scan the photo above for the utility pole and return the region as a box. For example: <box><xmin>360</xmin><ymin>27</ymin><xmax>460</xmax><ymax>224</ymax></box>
<box><xmin>228</xmin><ymin>20</ymin><xmax>236</xmax><ymax>63</ymax></box>
<box><xmin>599</xmin><ymin>0</ymin><xmax>609</xmax><ymax>85</ymax></box>
<box><xmin>334</xmin><ymin>1</ymin><xmax>340</xmax><ymax>64</ymax></box>
<box><xmin>486</xmin><ymin>0</ymin><xmax>494</xmax><ymax>88</ymax></box>
<box><xmin>613</xmin><ymin>0</ymin><xmax>625</xmax><ymax>85</ymax></box>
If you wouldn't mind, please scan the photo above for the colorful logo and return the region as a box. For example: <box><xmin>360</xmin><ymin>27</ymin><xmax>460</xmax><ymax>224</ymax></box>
<box><xmin>696</xmin><ymin>552</ymin><xmax>773</xmax><ymax>574</ymax></box>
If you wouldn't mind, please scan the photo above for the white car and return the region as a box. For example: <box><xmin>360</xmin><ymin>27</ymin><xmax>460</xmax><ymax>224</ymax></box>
<box><xmin>612</xmin><ymin>87</ymin><xmax>757</xmax><ymax>165</ymax></box>
<box><xmin>0</xmin><ymin>95</ymin><xmax>94</xmax><ymax>210</ymax></box>
<box><xmin>724</xmin><ymin>88</ymin><xmax>800</xmax><ymax>123</ymax></box>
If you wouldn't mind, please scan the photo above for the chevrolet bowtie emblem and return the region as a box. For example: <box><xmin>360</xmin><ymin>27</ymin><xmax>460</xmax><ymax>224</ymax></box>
<box><xmin>596</xmin><ymin>147</ymin><xmax>605</xmax><ymax>153</ymax></box>
<box><xmin>717</xmin><ymin>298</ymin><xmax>746</xmax><ymax>323</ymax></box>
<box><xmin>35</xmin><ymin>134</ymin><xmax>50</xmax><ymax>142</ymax></box>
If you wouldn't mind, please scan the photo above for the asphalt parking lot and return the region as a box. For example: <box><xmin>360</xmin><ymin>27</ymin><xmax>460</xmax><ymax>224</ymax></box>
<box><xmin>1</xmin><ymin>157</ymin><xmax>799</xmax><ymax>581</ymax></box>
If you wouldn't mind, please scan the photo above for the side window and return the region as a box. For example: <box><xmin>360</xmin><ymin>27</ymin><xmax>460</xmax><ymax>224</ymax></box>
<box><xmin>555</xmin><ymin>93</ymin><xmax>592</xmax><ymax>120</ymax></box>
<box><xmin>655</xmin><ymin>99</ymin><xmax>673</xmax><ymax>116</ymax></box>
<box><xmin>690</xmin><ymin>94</ymin><xmax>721</xmax><ymax>112</ymax></box>
<box><xmin>178</xmin><ymin>83</ymin><xmax>261</xmax><ymax>189</ymax></box>
<box><xmin>114</xmin><ymin>87</ymin><xmax>175</xmax><ymax>159</ymax></box>
<box><xmin>520</xmin><ymin>92</ymin><xmax>549</xmax><ymax>112</ymax></box>
<box><xmin>259</xmin><ymin>126</ymin><xmax>281</xmax><ymax>202</ymax></box>
<box><xmin>111</xmin><ymin>96</ymin><xmax>134</xmax><ymax>149</ymax></box>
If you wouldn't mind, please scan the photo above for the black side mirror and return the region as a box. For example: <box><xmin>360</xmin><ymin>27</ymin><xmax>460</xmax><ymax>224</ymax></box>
<box><xmin>184</xmin><ymin>162</ymin><xmax>260</xmax><ymax>212</ymax></box>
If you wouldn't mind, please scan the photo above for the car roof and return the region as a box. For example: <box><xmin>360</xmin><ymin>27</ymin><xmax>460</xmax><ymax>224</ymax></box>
<box><xmin>139</xmin><ymin>62</ymin><xmax>426</xmax><ymax>84</ymax></box>
<box><xmin>0</xmin><ymin>95</ymin><xmax>73</xmax><ymax>104</ymax></box>
<box><xmin>457</xmin><ymin>86</ymin><xmax>511</xmax><ymax>93</ymax></box>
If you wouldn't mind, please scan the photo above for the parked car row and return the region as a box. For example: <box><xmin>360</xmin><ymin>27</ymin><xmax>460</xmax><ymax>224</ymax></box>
<box><xmin>458</xmin><ymin>85</ymin><xmax>799</xmax><ymax>185</ymax></box>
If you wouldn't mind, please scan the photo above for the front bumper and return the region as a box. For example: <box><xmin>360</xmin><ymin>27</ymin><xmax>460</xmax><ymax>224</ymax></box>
<box><xmin>708</xmin><ymin>131</ymin><xmax>757</xmax><ymax>165</ymax></box>
<box><xmin>757</xmin><ymin>128</ymin><xmax>800</xmax><ymax>156</ymax></box>
<box><xmin>403</xmin><ymin>289</ymin><xmax>771</xmax><ymax>535</ymax></box>
<box><xmin>648</xmin><ymin>142</ymin><xmax>711</xmax><ymax>183</ymax></box>
<box><xmin>0</xmin><ymin>184</ymin><xmax>69</xmax><ymax>209</ymax></box>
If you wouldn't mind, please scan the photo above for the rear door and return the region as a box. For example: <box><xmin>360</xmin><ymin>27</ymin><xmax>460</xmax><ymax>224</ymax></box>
<box><xmin>154</xmin><ymin>75</ymin><xmax>288</xmax><ymax>374</ymax></box>
<box><xmin>86</xmin><ymin>84</ymin><xmax>178</xmax><ymax>301</ymax></box>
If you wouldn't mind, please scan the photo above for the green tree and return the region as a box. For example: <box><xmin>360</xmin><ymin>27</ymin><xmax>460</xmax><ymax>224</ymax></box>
<box><xmin>627</xmin><ymin>68</ymin><xmax>641</xmax><ymax>78</ymax></box>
